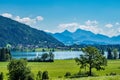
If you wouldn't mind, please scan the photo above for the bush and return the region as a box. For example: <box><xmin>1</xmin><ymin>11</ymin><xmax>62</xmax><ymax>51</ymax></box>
<box><xmin>106</xmin><ymin>72</ymin><xmax>117</xmax><ymax>76</ymax></box>
<box><xmin>0</xmin><ymin>72</ymin><xmax>3</xmax><ymax>80</ymax></box>
<box><xmin>25</xmin><ymin>73</ymin><xmax>34</xmax><ymax>80</ymax></box>
<box><xmin>64</xmin><ymin>72</ymin><xmax>71</xmax><ymax>78</ymax></box>
<box><xmin>36</xmin><ymin>71</ymin><xmax>42</xmax><ymax>80</ymax></box>
<box><xmin>58</xmin><ymin>76</ymin><xmax>62</xmax><ymax>78</ymax></box>
<box><xmin>42</xmin><ymin>71</ymin><xmax>49</xmax><ymax>80</ymax></box>
<box><xmin>7</xmin><ymin>59</ymin><xmax>34</xmax><ymax>80</ymax></box>
<box><xmin>70</xmin><ymin>71</ymin><xmax>98</xmax><ymax>78</ymax></box>
<box><xmin>110</xmin><ymin>72</ymin><xmax>117</xmax><ymax>76</ymax></box>
<box><xmin>70</xmin><ymin>72</ymin><xmax>88</xmax><ymax>78</ymax></box>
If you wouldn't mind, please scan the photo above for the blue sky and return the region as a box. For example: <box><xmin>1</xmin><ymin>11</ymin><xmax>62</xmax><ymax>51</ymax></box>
<box><xmin>0</xmin><ymin>0</ymin><xmax>120</xmax><ymax>37</ymax></box>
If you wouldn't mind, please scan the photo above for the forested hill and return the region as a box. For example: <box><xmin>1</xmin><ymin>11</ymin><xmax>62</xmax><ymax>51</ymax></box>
<box><xmin>0</xmin><ymin>16</ymin><xmax>64</xmax><ymax>47</ymax></box>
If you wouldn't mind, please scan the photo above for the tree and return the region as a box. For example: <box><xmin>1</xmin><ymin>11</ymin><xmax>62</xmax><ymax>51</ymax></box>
<box><xmin>0</xmin><ymin>48</ymin><xmax>11</xmax><ymax>61</ymax></box>
<box><xmin>49</xmin><ymin>51</ymin><xmax>54</xmax><ymax>61</ymax></box>
<box><xmin>52</xmin><ymin>48</ymin><xmax>55</xmax><ymax>52</ymax></box>
<box><xmin>36</xmin><ymin>71</ymin><xmax>42</xmax><ymax>80</ymax></box>
<box><xmin>41</xmin><ymin>53</ymin><xmax>49</xmax><ymax>61</ymax></box>
<box><xmin>1</xmin><ymin>48</ymin><xmax>6</xmax><ymax>61</ymax></box>
<box><xmin>64</xmin><ymin>72</ymin><xmax>71</xmax><ymax>78</ymax></box>
<box><xmin>75</xmin><ymin>46</ymin><xmax>107</xmax><ymax>76</ymax></box>
<box><xmin>6</xmin><ymin>53</ymin><xmax>11</xmax><ymax>61</ymax></box>
<box><xmin>7</xmin><ymin>59</ymin><xmax>34</xmax><ymax>80</ymax></box>
<box><xmin>107</xmin><ymin>48</ymin><xmax>113</xmax><ymax>59</ymax></box>
<box><xmin>113</xmin><ymin>49</ymin><xmax>118</xmax><ymax>59</ymax></box>
<box><xmin>119</xmin><ymin>52</ymin><xmax>120</xmax><ymax>59</ymax></box>
<box><xmin>100</xmin><ymin>49</ymin><xmax>105</xmax><ymax>55</ymax></box>
<box><xmin>42</xmin><ymin>49</ymin><xmax>45</xmax><ymax>52</ymax></box>
<box><xmin>25</xmin><ymin>73</ymin><xmax>34</xmax><ymax>80</ymax></box>
<box><xmin>0</xmin><ymin>72</ymin><xmax>3</xmax><ymax>80</ymax></box>
<box><xmin>42</xmin><ymin>71</ymin><xmax>49</xmax><ymax>80</ymax></box>
<box><xmin>0</xmin><ymin>49</ymin><xmax>2</xmax><ymax>60</ymax></box>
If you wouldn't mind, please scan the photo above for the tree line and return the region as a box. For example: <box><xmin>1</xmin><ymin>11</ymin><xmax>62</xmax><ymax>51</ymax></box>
<box><xmin>0</xmin><ymin>47</ymin><xmax>55</xmax><ymax>62</ymax></box>
<box><xmin>0</xmin><ymin>48</ymin><xmax>11</xmax><ymax>61</ymax></box>
<box><xmin>29</xmin><ymin>51</ymin><xmax>54</xmax><ymax>62</ymax></box>
<box><xmin>69</xmin><ymin>44</ymin><xmax>120</xmax><ymax>59</ymax></box>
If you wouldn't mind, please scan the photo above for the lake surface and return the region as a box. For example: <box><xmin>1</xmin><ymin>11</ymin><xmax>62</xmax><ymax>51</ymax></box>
<box><xmin>11</xmin><ymin>51</ymin><xmax>107</xmax><ymax>60</ymax></box>
<box><xmin>11</xmin><ymin>51</ymin><xmax>83</xmax><ymax>60</ymax></box>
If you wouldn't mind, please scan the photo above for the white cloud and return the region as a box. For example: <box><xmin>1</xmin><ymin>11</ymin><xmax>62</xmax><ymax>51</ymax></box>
<box><xmin>36</xmin><ymin>16</ymin><xmax>44</xmax><ymax>21</ymax></box>
<box><xmin>14</xmin><ymin>16</ymin><xmax>36</xmax><ymax>25</ymax></box>
<box><xmin>79</xmin><ymin>25</ymin><xmax>102</xmax><ymax>34</ymax></box>
<box><xmin>57</xmin><ymin>21</ymin><xmax>120</xmax><ymax>37</ymax></box>
<box><xmin>58</xmin><ymin>21</ymin><xmax>101</xmax><ymax>34</ymax></box>
<box><xmin>44</xmin><ymin>30</ymin><xmax>51</xmax><ymax>33</ymax></box>
<box><xmin>115</xmin><ymin>22</ymin><xmax>120</xmax><ymax>26</ymax></box>
<box><xmin>105</xmin><ymin>24</ymin><xmax>113</xmax><ymax>28</ymax></box>
<box><xmin>1</xmin><ymin>13</ymin><xmax>13</xmax><ymax>18</ymax></box>
<box><xmin>85</xmin><ymin>20</ymin><xmax>98</xmax><ymax>26</ymax></box>
<box><xmin>0</xmin><ymin>13</ymin><xmax>43</xmax><ymax>26</ymax></box>
<box><xmin>59</xmin><ymin>23</ymin><xmax>79</xmax><ymax>28</ymax></box>
<box><xmin>118</xmin><ymin>28</ymin><xmax>120</xmax><ymax>33</ymax></box>
<box><xmin>58</xmin><ymin>23</ymin><xmax>79</xmax><ymax>32</ymax></box>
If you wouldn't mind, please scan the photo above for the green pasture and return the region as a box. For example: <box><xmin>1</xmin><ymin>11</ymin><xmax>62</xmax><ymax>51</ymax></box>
<box><xmin>0</xmin><ymin>59</ymin><xmax>120</xmax><ymax>80</ymax></box>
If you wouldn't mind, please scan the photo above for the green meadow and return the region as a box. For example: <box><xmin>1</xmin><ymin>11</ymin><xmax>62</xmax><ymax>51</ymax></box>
<box><xmin>0</xmin><ymin>59</ymin><xmax>120</xmax><ymax>80</ymax></box>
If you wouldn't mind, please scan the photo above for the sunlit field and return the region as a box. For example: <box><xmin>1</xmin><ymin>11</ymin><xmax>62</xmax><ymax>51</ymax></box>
<box><xmin>0</xmin><ymin>59</ymin><xmax>120</xmax><ymax>80</ymax></box>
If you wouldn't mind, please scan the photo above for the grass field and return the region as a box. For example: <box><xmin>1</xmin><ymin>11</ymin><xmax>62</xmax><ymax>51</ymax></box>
<box><xmin>0</xmin><ymin>59</ymin><xmax>120</xmax><ymax>80</ymax></box>
<box><xmin>74</xmin><ymin>75</ymin><xmax>120</xmax><ymax>80</ymax></box>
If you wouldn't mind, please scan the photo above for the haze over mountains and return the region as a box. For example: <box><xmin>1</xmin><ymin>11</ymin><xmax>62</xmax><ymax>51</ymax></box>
<box><xmin>0</xmin><ymin>16</ymin><xmax>64</xmax><ymax>47</ymax></box>
<box><xmin>52</xmin><ymin>29</ymin><xmax>120</xmax><ymax>45</ymax></box>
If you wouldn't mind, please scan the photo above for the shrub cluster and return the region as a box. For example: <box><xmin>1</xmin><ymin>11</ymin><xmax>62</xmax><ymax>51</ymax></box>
<box><xmin>106</xmin><ymin>72</ymin><xmax>117</xmax><ymax>76</ymax></box>
<box><xmin>36</xmin><ymin>71</ymin><xmax>49</xmax><ymax>80</ymax></box>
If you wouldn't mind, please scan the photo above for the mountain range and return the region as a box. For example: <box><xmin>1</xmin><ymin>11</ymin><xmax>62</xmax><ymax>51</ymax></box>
<box><xmin>0</xmin><ymin>16</ymin><xmax>64</xmax><ymax>47</ymax></box>
<box><xmin>1</xmin><ymin>15</ymin><xmax>120</xmax><ymax>47</ymax></box>
<box><xmin>52</xmin><ymin>29</ymin><xmax>120</xmax><ymax>45</ymax></box>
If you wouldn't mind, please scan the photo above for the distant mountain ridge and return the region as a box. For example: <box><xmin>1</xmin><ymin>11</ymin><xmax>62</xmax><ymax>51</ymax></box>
<box><xmin>52</xmin><ymin>29</ymin><xmax>120</xmax><ymax>45</ymax></box>
<box><xmin>1</xmin><ymin>15</ymin><xmax>120</xmax><ymax>46</ymax></box>
<box><xmin>0</xmin><ymin>16</ymin><xmax>64</xmax><ymax>47</ymax></box>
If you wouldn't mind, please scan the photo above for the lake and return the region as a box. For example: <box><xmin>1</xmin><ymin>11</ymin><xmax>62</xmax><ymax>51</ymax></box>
<box><xmin>11</xmin><ymin>51</ymin><xmax>84</xmax><ymax>60</ymax></box>
<box><xmin>11</xmin><ymin>51</ymin><xmax>108</xmax><ymax>60</ymax></box>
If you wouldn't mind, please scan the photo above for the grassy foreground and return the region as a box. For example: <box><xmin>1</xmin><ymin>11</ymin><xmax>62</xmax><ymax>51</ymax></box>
<box><xmin>0</xmin><ymin>59</ymin><xmax>120</xmax><ymax>80</ymax></box>
<box><xmin>74</xmin><ymin>75</ymin><xmax>120</xmax><ymax>80</ymax></box>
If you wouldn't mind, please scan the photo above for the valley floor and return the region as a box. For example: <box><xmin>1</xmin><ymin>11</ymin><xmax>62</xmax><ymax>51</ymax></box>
<box><xmin>0</xmin><ymin>59</ymin><xmax>120</xmax><ymax>80</ymax></box>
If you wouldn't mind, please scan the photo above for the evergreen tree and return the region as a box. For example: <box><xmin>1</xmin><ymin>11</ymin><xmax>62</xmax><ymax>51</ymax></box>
<box><xmin>119</xmin><ymin>52</ymin><xmax>120</xmax><ymax>59</ymax></box>
<box><xmin>1</xmin><ymin>48</ymin><xmax>6</xmax><ymax>61</ymax></box>
<box><xmin>0</xmin><ymin>72</ymin><xmax>3</xmax><ymax>80</ymax></box>
<box><xmin>36</xmin><ymin>71</ymin><xmax>42</xmax><ymax>80</ymax></box>
<box><xmin>113</xmin><ymin>49</ymin><xmax>118</xmax><ymax>59</ymax></box>
<box><xmin>107</xmin><ymin>48</ymin><xmax>113</xmax><ymax>59</ymax></box>
<box><xmin>49</xmin><ymin>51</ymin><xmax>54</xmax><ymax>61</ymax></box>
<box><xmin>100</xmin><ymin>49</ymin><xmax>105</xmax><ymax>55</ymax></box>
<box><xmin>0</xmin><ymin>48</ymin><xmax>11</xmax><ymax>61</ymax></box>
<box><xmin>42</xmin><ymin>71</ymin><xmax>49</xmax><ymax>80</ymax></box>
<box><xmin>0</xmin><ymin>49</ymin><xmax>2</xmax><ymax>60</ymax></box>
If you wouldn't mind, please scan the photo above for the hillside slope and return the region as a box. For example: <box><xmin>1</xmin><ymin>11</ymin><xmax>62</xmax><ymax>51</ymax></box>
<box><xmin>0</xmin><ymin>16</ymin><xmax>64</xmax><ymax>47</ymax></box>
